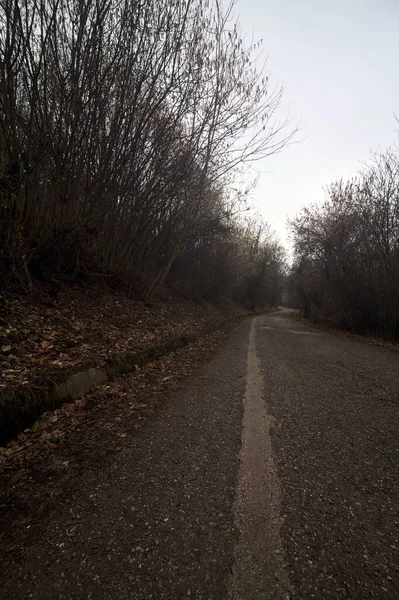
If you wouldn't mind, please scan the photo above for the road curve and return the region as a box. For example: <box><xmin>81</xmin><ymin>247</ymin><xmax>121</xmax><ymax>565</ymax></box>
<box><xmin>1</xmin><ymin>309</ymin><xmax>399</xmax><ymax>599</ymax></box>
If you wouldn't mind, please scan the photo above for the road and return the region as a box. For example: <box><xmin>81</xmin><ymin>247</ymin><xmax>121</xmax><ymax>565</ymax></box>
<box><xmin>1</xmin><ymin>309</ymin><xmax>399</xmax><ymax>599</ymax></box>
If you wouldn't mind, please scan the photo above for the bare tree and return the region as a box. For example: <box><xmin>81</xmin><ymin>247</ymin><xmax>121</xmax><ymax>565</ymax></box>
<box><xmin>290</xmin><ymin>143</ymin><xmax>399</xmax><ymax>338</ymax></box>
<box><xmin>0</xmin><ymin>0</ymin><xmax>294</xmax><ymax>310</ymax></box>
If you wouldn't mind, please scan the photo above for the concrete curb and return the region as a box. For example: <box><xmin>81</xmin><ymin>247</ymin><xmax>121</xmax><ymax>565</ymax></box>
<box><xmin>50</xmin><ymin>330</ymin><xmax>200</xmax><ymax>407</ymax></box>
<box><xmin>0</xmin><ymin>309</ymin><xmax>279</xmax><ymax>443</ymax></box>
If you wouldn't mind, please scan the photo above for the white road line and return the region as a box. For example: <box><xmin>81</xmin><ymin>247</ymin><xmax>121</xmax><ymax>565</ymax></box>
<box><xmin>230</xmin><ymin>317</ymin><xmax>292</xmax><ymax>600</ymax></box>
<box><xmin>260</xmin><ymin>326</ymin><xmax>323</xmax><ymax>336</ymax></box>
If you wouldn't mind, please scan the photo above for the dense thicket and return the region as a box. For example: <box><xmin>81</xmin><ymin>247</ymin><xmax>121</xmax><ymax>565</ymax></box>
<box><xmin>290</xmin><ymin>145</ymin><xmax>399</xmax><ymax>338</ymax></box>
<box><xmin>0</xmin><ymin>0</ymin><xmax>292</xmax><ymax>307</ymax></box>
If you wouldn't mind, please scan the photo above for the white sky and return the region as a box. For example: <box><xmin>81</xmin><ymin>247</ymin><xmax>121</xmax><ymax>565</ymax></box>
<box><xmin>234</xmin><ymin>0</ymin><xmax>399</xmax><ymax>250</ymax></box>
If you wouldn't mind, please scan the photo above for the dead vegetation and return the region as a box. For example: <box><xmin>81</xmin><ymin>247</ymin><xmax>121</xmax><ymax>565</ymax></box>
<box><xmin>0</xmin><ymin>282</ymin><xmax>248</xmax><ymax>442</ymax></box>
<box><xmin>0</xmin><ymin>325</ymin><xmax>229</xmax><ymax>505</ymax></box>
<box><xmin>289</xmin><ymin>146</ymin><xmax>399</xmax><ymax>339</ymax></box>
<box><xmin>0</xmin><ymin>284</ymin><xmax>239</xmax><ymax>391</ymax></box>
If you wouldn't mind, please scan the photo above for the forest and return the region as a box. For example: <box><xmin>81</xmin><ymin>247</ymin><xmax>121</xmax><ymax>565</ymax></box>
<box><xmin>0</xmin><ymin>0</ymin><xmax>294</xmax><ymax>309</ymax></box>
<box><xmin>289</xmin><ymin>145</ymin><xmax>399</xmax><ymax>338</ymax></box>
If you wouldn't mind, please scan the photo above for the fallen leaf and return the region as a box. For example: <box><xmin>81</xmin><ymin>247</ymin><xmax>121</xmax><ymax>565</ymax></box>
<box><xmin>31</xmin><ymin>420</ymin><xmax>44</xmax><ymax>433</ymax></box>
<box><xmin>44</xmin><ymin>442</ymin><xmax>57</xmax><ymax>450</ymax></box>
<box><xmin>40</xmin><ymin>341</ymin><xmax>54</xmax><ymax>350</ymax></box>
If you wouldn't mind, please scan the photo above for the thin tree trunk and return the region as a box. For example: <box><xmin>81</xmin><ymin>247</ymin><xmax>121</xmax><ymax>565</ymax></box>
<box><xmin>144</xmin><ymin>239</ymin><xmax>185</xmax><ymax>304</ymax></box>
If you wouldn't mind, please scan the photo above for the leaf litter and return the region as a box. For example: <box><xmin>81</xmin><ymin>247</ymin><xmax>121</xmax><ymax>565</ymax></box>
<box><xmin>0</xmin><ymin>325</ymin><xmax>229</xmax><ymax>559</ymax></box>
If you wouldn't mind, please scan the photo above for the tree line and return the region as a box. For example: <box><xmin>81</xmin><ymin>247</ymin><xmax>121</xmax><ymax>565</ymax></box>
<box><xmin>0</xmin><ymin>0</ymin><xmax>293</xmax><ymax>307</ymax></box>
<box><xmin>290</xmin><ymin>143</ymin><xmax>399</xmax><ymax>338</ymax></box>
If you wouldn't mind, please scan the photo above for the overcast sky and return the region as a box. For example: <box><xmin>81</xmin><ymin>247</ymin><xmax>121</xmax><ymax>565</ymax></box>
<box><xmin>234</xmin><ymin>0</ymin><xmax>399</xmax><ymax>251</ymax></box>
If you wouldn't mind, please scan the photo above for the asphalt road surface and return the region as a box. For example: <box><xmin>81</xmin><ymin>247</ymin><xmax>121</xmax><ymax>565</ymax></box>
<box><xmin>2</xmin><ymin>309</ymin><xmax>399</xmax><ymax>599</ymax></box>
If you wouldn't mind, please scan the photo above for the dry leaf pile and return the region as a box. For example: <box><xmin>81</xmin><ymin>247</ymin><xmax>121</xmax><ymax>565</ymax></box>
<box><xmin>0</xmin><ymin>283</ymin><xmax>246</xmax><ymax>469</ymax></box>
<box><xmin>0</xmin><ymin>284</ymin><xmax>245</xmax><ymax>393</ymax></box>
<box><xmin>0</xmin><ymin>327</ymin><xmax>228</xmax><ymax>508</ymax></box>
